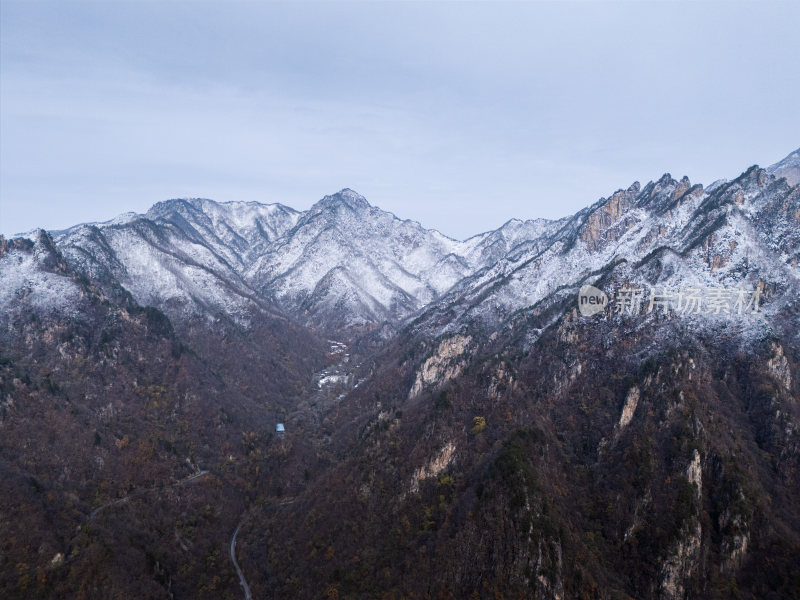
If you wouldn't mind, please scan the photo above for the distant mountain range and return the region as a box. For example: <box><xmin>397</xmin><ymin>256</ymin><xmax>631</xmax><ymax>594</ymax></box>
<box><xmin>6</xmin><ymin>148</ymin><xmax>798</xmax><ymax>339</ymax></box>
<box><xmin>33</xmin><ymin>189</ymin><xmax>550</xmax><ymax>332</ymax></box>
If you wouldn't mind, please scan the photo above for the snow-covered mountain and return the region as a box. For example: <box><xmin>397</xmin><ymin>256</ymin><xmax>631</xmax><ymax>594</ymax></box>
<box><xmin>23</xmin><ymin>188</ymin><xmax>559</xmax><ymax>331</ymax></box>
<box><xmin>244</xmin><ymin>189</ymin><xmax>483</xmax><ymax>329</ymax></box>
<box><xmin>2</xmin><ymin>150</ymin><xmax>798</xmax><ymax>339</ymax></box>
<box><xmin>50</xmin><ymin>199</ymin><xmax>298</xmax><ymax>323</ymax></box>
<box><xmin>409</xmin><ymin>166</ymin><xmax>799</xmax><ymax>344</ymax></box>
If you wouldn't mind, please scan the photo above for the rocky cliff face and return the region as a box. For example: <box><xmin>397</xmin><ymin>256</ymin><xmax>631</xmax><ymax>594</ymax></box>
<box><xmin>406</xmin><ymin>164</ymin><xmax>798</xmax><ymax>343</ymax></box>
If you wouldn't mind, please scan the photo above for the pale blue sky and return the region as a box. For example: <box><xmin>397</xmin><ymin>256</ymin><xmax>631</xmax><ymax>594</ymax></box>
<box><xmin>1</xmin><ymin>1</ymin><xmax>798</xmax><ymax>239</ymax></box>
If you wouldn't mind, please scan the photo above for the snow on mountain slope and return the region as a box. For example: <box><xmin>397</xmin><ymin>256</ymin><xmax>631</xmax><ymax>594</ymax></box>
<box><xmin>245</xmin><ymin>189</ymin><xmax>516</xmax><ymax>329</ymax></box>
<box><xmin>767</xmin><ymin>147</ymin><xmax>800</xmax><ymax>186</ymax></box>
<box><xmin>0</xmin><ymin>234</ymin><xmax>82</xmax><ymax>320</ymax></box>
<box><xmin>409</xmin><ymin>165</ymin><xmax>799</xmax><ymax>339</ymax></box>
<box><xmin>5</xmin><ymin>148</ymin><xmax>797</xmax><ymax>337</ymax></box>
<box><xmin>51</xmin><ymin>199</ymin><xmax>302</xmax><ymax>323</ymax></box>
<box><xmin>54</xmin><ymin>219</ymin><xmax>258</xmax><ymax>322</ymax></box>
<box><xmin>40</xmin><ymin>189</ymin><xmax>553</xmax><ymax>330</ymax></box>
<box><xmin>145</xmin><ymin>198</ymin><xmax>300</xmax><ymax>268</ymax></box>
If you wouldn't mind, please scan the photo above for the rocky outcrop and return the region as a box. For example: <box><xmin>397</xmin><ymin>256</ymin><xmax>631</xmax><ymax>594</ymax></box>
<box><xmin>618</xmin><ymin>386</ymin><xmax>640</xmax><ymax>430</ymax></box>
<box><xmin>660</xmin><ymin>452</ymin><xmax>703</xmax><ymax>599</ymax></box>
<box><xmin>660</xmin><ymin>519</ymin><xmax>702</xmax><ymax>600</ymax></box>
<box><xmin>767</xmin><ymin>342</ymin><xmax>792</xmax><ymax>392</ymax></box>
<box><xmin>579</xmin><ymin>184</ymin><xmax>639</xmax><ymax>251</ymax></box>
<box><xmin>408</xmin><ymin>335</ymin><xmax>472</xmax><ymax>398</ymax></box>
<box><xmin>686</xmin><ymin>449</ymin><xmax>702</xmax><ymax>498</ymax></box>
<box><xmin>409</xmin><ymin>441</ymin><xmax>456</xmax><ymax>493</ymax></box>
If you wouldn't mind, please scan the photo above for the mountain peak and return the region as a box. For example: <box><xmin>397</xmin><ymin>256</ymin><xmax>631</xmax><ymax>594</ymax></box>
<box><xmin>656</xmin><ymin>173</ymin><xmax>675</xmax><ymax>186</ymax></box>
<box><xmin>312</xmin><ymin>189</ymin><xmax>371</xmax><ymax>213</ymax></box>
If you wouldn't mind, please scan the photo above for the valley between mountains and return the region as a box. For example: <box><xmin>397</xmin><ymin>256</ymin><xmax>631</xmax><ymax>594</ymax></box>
<box><xmin>1</xmin><ymin>149</ymin><xmax>799</xmax><ymax>599</ymax></box>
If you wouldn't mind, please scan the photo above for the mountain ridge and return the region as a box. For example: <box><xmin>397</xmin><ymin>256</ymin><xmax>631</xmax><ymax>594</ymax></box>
<box><xmin>4</xmin><ymin>149</ymin><xmax>799</xmax><ymax>339</ymax></box>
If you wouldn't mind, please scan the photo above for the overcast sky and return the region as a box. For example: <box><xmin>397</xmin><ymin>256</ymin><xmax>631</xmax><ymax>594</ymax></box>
<box><xmin>1</xmin><ymin>1</ymin><xmax>798</xmax><ymax>239</ymax></box>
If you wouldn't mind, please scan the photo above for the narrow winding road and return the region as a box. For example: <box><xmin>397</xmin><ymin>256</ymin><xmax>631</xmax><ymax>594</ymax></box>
<box><xmin>230</xmin><ymin>521</ymin><xmax>252</xmax><ymax>600</ymax></box>
<box><xmin>230</xmin><ymin>499</ymin><xmax>295</xmax><ymax>599</ymax></box>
